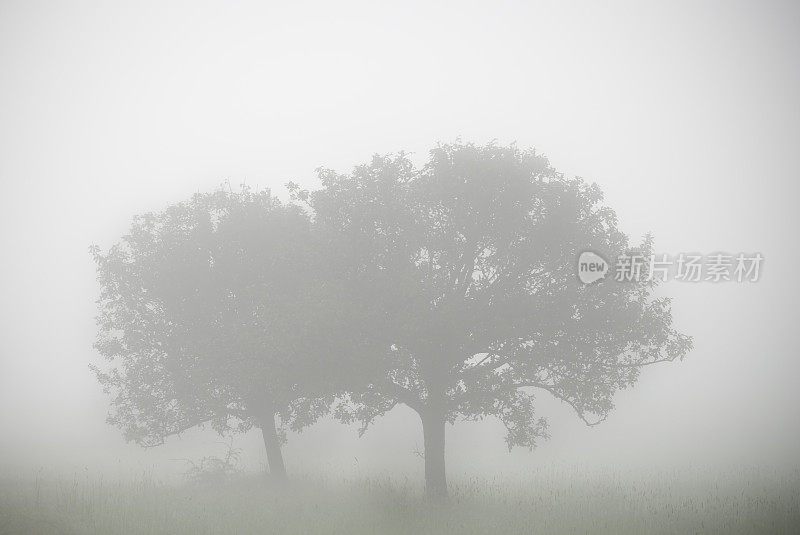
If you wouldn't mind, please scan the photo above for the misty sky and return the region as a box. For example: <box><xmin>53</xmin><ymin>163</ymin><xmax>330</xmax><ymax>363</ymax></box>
<box><xmin>1</xmin><ymin>0</ymin><xmax>799</xmax><ymax>477</ymax></box>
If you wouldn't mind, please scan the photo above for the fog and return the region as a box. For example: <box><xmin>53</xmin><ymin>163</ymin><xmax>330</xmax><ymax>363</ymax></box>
<box><xmin>1</xmin><ymin>0</ymin><xmax>799</xmax><ymax>507</ymax></box>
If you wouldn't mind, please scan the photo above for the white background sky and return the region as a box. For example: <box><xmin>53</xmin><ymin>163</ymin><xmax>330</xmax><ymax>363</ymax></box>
<box><xmin>1</xmin><ymin>0</ymin><xmax>799</xmax><ymax>479</ymax></box>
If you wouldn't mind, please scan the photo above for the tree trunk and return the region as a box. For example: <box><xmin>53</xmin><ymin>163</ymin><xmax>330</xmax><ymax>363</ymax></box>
<box><xmin>421</xmin><ymin>408</ymin><xmax>448</xmax><ymax>501</ymax></box>
<box><xmin>260</xmin><ymin>411</ymin><xmax>287</xmax><ymax>482</ymax></box>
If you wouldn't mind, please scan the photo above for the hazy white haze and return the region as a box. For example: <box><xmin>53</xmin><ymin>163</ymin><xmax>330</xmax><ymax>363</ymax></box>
<box><xmin>1</xmin><ymin>0</ymin><xmax>798</xmax><ymax>488</ymax></box>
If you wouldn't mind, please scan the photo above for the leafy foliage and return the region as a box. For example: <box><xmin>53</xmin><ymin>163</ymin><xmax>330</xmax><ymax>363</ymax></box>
<box><xmin>308</xmin><ymin>141</ymin><xmax>692</xmax><ymax>449</ymax></box>
<box><xmin>91</xmin><ymin>186</ymin><xmax>347</xmax><ymax>447</ymax></box>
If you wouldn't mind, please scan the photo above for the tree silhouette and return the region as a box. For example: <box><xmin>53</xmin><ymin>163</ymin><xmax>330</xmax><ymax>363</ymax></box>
<box><xmin>305</xmin><ymin>142</ymin><xmax>692</xmax><ymax>500</ymax></box>
<box><xmin>91</xmin><ymin>186</ymin><xmax>348</xmax><ymax>480</ymax></box>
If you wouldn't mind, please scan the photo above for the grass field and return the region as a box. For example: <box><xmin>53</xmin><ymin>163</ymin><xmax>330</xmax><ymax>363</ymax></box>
<box><xmin>1</xmin><ymin>466</ymin><xmax>798</xmax><ymax>534</ymax></box>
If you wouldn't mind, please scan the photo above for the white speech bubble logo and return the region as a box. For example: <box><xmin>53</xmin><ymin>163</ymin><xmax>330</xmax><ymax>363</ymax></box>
<box><xmin>577</xmin><ymin>251</ymin><xmax>609</xmax><ymax>284</ymax></box>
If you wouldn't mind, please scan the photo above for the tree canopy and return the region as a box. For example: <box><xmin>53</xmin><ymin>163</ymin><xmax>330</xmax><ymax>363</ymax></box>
<box><xmin>91</xmin><ymin>187</ymin><xmax>350</xmax><ymax>478</ymax></box>
<box><xmin>93</xmin><ymin>142</ymin><xmax>691</xmax><ymax>499</ymax></box>
<box><xmin>304</xmin><ymin>141</ymin><xmax>692</xmax><ymax>498</ymax></box>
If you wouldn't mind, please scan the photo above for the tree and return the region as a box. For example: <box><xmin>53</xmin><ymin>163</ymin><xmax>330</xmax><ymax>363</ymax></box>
<box><xmin>305</xmin><ymin>142</ymin><xmax>692</xmax><ymax>500</ymax></box>
<box><xmin>91</xmin><ymin>186</ymin><xmax>348</xmax><ymax>480</ymax></box>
